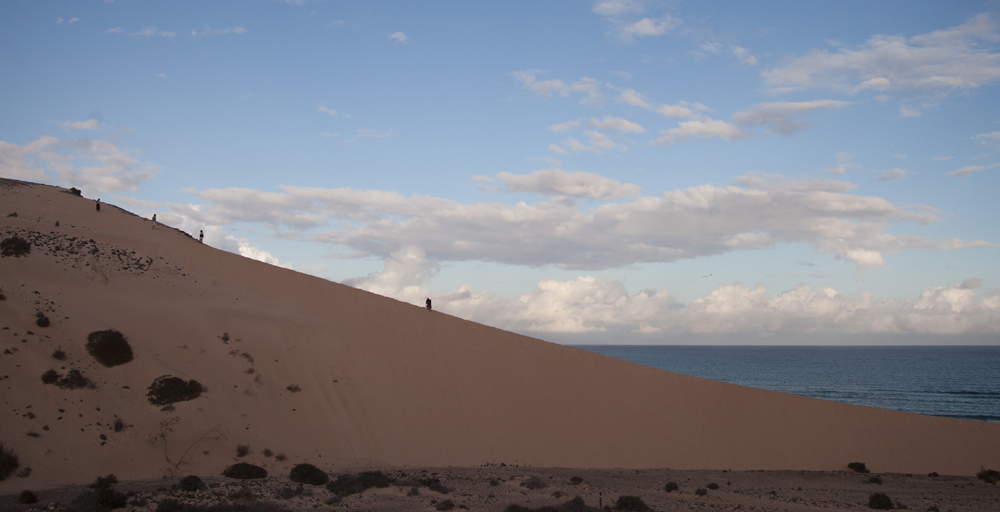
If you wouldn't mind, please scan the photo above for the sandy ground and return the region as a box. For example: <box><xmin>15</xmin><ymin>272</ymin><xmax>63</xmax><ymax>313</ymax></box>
<box><xmin>2</xmin><ymin>177</ymin><xmax>1000</xmax><ymax>497</ymax></box>
<box><xmin>2</xmin><ymin>465</ymin><xmax>999</xmax><ymax>512</ymax></box>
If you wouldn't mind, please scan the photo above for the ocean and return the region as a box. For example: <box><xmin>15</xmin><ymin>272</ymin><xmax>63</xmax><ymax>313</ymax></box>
<box><xmin>574</xmin><ymin>345</ymin><xmax>1000</xmax><ymax>423</ymax></box>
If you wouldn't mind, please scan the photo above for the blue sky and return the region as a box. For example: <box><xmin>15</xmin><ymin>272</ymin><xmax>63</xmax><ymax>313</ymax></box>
<box><xmin>2</xmin><ymin>0</ymin><xmax>999</xmax><ymax>343</ymax></box>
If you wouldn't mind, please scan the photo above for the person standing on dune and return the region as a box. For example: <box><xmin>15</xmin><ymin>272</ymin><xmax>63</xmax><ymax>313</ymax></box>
<box><xmin>152</xmin><ymin>214</ymin><xmax>156</xmax><ymax>229</ymax></box>
<box><xmin>426</xmin><ymin>298</ymin><xmax>432</xmax><ymax>310</ymax></box>
<box><xmin>95</xmin><ymin>198</ymin><xmax>100</xmax><ymax>211</ymax></box>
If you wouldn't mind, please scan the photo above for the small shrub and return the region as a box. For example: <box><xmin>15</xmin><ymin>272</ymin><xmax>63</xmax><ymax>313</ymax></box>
<box><xmin>1</xmin><ymin>236</ymin><xmax>31</xmax><ymax>257</ymax></box>
<box><xmin>286</xmin><ymin>384</ymin><xmax>301</xmax><ymax>393</ymax></box>
<box><xmin>569</xmin><ymin>476</ymin><xmax>584</xmax><ymax>485</ymax></box>
<box><xmin>849</xmin><ymin>462</ymin><xmax>870</xmax><ymax>474</ymax></box>
<box><xmin>520</xmin><ymin>476</ymin><xmax>548</xmax><ymax>490</ymax></box>
<box><xmin>927</xmin><ymin>506</ymin><xmax>940</xmax><ymax>512</ymax></box>
<box><xmin>694</xmin><ymin>488</ymin><xmax>707</xmax><ymax>496</ymax></box>
<box><xmin>19</xmin><ymin>490</ymin><xmax>38</xmax><ymax>504</ymax></box>
<box><xmin>927</xmin><ymin>472</ymin><xmax>939</xmax><ymax>477</ymax></box>
<box><xmin>327</xmin><ymin>474</ymin><xmax>365</xmax><ymax>497</ymax></box>
<box><xmin>71</xmin><ymin>187</ymin><xmax>82</xmax><ymax>196</ymax></box>
<box><xmin>868</xmin><ymin>476</ymin><xmax>883</xmax><ymax>485</ymax></box>
<box><xmin>275</xmin><ymin>453</ymin><xmax>287</xmax><ymax>461</ymax></box>
<box><xmin>1</xmin><ymin>443</ymin><xmax>21</xmax><ymax>481</ymax></box>
<box><xmin>263</xmin><ymin>448</ymin><xmax>273</xmax><ymax>457</ymax></box>
<box><xmin>360</xmin><ymin>471</ymin><xmax>392</xmax><ymax>489</ymax></box>
<box><xmin>437</xmin><ymin>499</ymin><xmax>456</xmax><ymax>511</ymax></box>
<box><xmin>614</xmin><ymin>495</ymin><xmax>649</xmax><ymax>511</ymax></box>
<box><xmin>869</xmin><ymin>492</ymin><xmax>893</xmax><ymax>509</ymax></box>
<box><xmin>977</xmin><ymin>467</ymin><xmax>1000</xmax><ymax>484</ymax></box>
<box><xmin>664</xmin><ymin>482</ymin><xmax>678</xmax><ymax>492</ymax></box>
<box><xmin>223</xmin><ymin>462</ymin><xmax>267</xmax><ymax>479</ymax></box>
<box><xmin>147</xmin><ymin>375</ymin><xmax>204</xmax><ymax>405</ymax></box>
<box><xmin>179</xmin><ymin>475</ymin><xmax>204</xmax><ymax>492</ymax></box>
<box><xmin>408</xmin><ymin>487</ymin><xmax>421</xmax><ymax>496</ymax></box>
<box><xmin>236</xmin><ymin>445</ymin><xmax>250</xmax><ymax>457</ymax></box>
<box><xmin>56</xmin><ymin>369</ymin><xmax>93</xmax><ymax>389</ymax></box>
<box><xmin>91</xmin><ymin>474</ymin><xmax>119</xmax><ymax>489</ymax></box>
<box><xmin>52</xmin><ymin>349</ymin><xmax>66</xmax><ymax>360</ymax></box>
<box><xmin>290</xmin><ymin>463</ymin><xmax>328</xmax><ymax>485</ymax></box>
<box><xmin>706</xmin><ymin>482</ymin><xmax>719</xmax><ymax>490</ymax></box>
<box><xmin>42</xmin><ymin>369</ymin><xmax>60</xmax><ymax>384</ymax></box>
<box><xmin>86</xmin><ymin>330</ymin><xmax>134</xmax><ymax>367</ymax></box>
<box><xmin>35</xmin><ymin>313</ymin><xmax>50</xmax><ymax>328</ymax></box>
<box><xmin>421</xmin><ymin>476</ymin><xmax>450</xmax><ymax>494</ymax></box>
<box><xmin>113</xmin><ymin>418</ymin><xmax>124</xmax><ymax>432</ymax></box>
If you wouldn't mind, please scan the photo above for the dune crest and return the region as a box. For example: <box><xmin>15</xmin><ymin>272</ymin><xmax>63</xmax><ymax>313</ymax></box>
<box><xmin>1</xmin><ymin>178</ymin><xmax>998</xmax><ymax>487</ymax></box>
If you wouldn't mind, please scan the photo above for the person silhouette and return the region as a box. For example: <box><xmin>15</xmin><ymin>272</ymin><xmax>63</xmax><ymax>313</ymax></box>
<box><xmin>425</xmin><ymin>298</ymin><xmax>432</xmax><ymax>310</ymax></box>
<box><xmin>199</xmin><ymin>230</ymin><xmax>204</xmax><ymax>243</ymax></box>
<box><xmin>95</xmin><ymin>199</ymin><xmax>100</xmax><ymax>211</ymax></box>
<box><xmin>152</xmin><ymin>214</ymin><xmax>156</xmax><ymax>229</ymax></box>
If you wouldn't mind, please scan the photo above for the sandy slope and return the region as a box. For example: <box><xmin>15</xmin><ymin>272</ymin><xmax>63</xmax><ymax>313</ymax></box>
<box><xmin>1</xmin><ymin>178</ymin><xmax>999</xmax><ymax>490</ymax></box>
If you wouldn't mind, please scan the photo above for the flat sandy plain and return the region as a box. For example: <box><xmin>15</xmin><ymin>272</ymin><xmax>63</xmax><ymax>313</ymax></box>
<box><xmin>1</xmin><ymin>178</ymin><xmax>999</xmax><ymax>510</ymax></box>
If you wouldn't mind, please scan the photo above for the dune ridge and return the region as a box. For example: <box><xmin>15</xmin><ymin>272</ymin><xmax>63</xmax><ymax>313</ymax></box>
<box><xmin>1</xmin><ymin>178</ymin><xmax>999</xmax><ymax>488</ymax></box>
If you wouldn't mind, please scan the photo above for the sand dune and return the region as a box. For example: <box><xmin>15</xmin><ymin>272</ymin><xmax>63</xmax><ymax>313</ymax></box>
<box><xmin>1</xmin><ymin>178</ymin><xmax>999</xmax><ymax>489</ymax></box>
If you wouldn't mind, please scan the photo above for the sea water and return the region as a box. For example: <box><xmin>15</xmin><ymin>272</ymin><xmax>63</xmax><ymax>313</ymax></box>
<box><xmin>574</xmin><ymin>345</ymin><xmax>1000</xmax><ymax>422</ymax></box>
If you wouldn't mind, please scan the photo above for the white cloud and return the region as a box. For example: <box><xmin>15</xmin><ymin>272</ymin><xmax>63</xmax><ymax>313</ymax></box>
<box><xmin>620</xmin><ymin>15</ymin><xmax>679</xmax><ymax>40</ymax></box>
<box><xmin>550</xmin><ymin>130</ymin><xmax>628</xmax><ymax>154</ymax></box>
<box><xmin>317</xmin><ymin>104</ymin><xmax>337</xmax><ymax>117</ymax></box>
<box><xmin>280</xmin><ymin>0</ymin><xmax>308</xmax><ymax>5</ymax></box>
<box><xmin>155</xmin><ymin>73</ymin><xmax>166</xmax><ymax>78</ymax></box>
<box><xmin>650</xmin><ymin>118</ymin><xmax>748</xmax><ymax>145</ymax></box>
<box><xmin>825</xmin><ymin>151</ymin><xmax>860</xmax><ymax>174</ymax></box>
<box><xmin>320</xmin><ymin>132</ymin><xmax>340</xmax><ymax>138</ymax></box>
<box><xmin>496</xmin><ymin>169</ymin><xmax>640</xmax><ymax>200</ymax></box>
<box><xmin>191</xmin><ymin>26</ymin><xmax>246</xmax><ymax>37</ymax></box>
<box><xmin>343</xmin><ymin>128</ymin><xmax>398</xmax><ymax>143</ymax></box>
<box><xmin>898</xmin><ymin>106</ymin><xmax>921</xmax><ymax>118</ymax></box>
<box><xmin>593</xmin><ymin>0</ymin><xmax>643</xmax><ymax>17</ymax></box>
<box><xmin>933</xmin><ymin>156</ymin><xmax>954</xmax><ymax>161</ymax></box>
<box><xmin>0</xmin><ymin>136</ymin><xmax>157</xmax><ymax>193</ymax></box>
<box><xmin>343</xmin><ymin>246</ymin><xmax>437</xmax><ymax>303</ymax></box>
<box><xmin>949</xmin><ymin>163</ymin><xmax>999</xmax><ymax>177</ymax></box>
<box><xmin>763</xmin><ymin>14</ymin><xmax>1000</xmax><ymax>94</ymax></box>
<box><xmin>616</xmin><ymin>88</ymin><xmax>652</xmax><ymax>109</ymax></box>
<box><xmin>549</xmin><ymin>116</ymin><xmax>644</xmax><ymax>134</ymax></box>
<box><xmin>732</xmin><ymin>100</ymin><xmax>851</xmax><ymax>135</ymax></box>
<box><xmin>973</xmin><ymin>132</ymin><xmax>1000</xmax><ymax>145</ymax></box>
<box><xmin>876</xmin><ymin>168</ymin><xmax>908</xmax><ymax>181</ymax></box>
<box><xmin>56</xmin><ymin>119</ymin><xmax>106</xmax><ymax>131</ymax></box>
<box><xmin>514</xmin><ymin>71</ymin><xmax>603</xmax><ymax>105</ymax></box>
<box><xmin>388</xmin><ymin>31</ymin><xmax>408</xmax><ymax>43</ymax></box>
<box><xmin>699</xmin><ymin>42</ymin><xmax>723</xmax><ymax>55</ymax></box>
<box><xmin>104</xmin><ymin>26</ymin><xmax>176</xmax><ymax>38</ymax></box>
<box><xmin>183</xmin><ymin>172</ymin><xmax>992</xmax><ymax>273</ymax></box>
<box><xmin>730</xmin><ymin>46</ymin><xmax>758</xmax><ymax>65</ymax></box>
<box><xmin>69</xmin><ymin>18</ymin><xmax>79</xmax><ymax>23</ymax></box>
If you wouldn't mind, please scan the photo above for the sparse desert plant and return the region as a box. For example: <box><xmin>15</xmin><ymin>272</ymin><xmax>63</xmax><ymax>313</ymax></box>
<box><xmin>977</xmin><ymin>467</ymin><xmax>1000</xmax><ymax>484</ymax></box>
<box><xmin>35</xmin><ymin>312</ymin><xmax>50</xmax><ymax>328</ymax></box>
<box><xmin>569</xmin><ymin>476</ymin><xmax>583</xmax><ymax>485</ymax></box>
<box><xmin>147</xmin><ymin>375</ymin><xmax>204</xmax><ymax>405</ymax></box>
<box><xmin>869</xmin><ymin>492</ymin><xmax>893</xmax><ymax>509</ymax></box>
<box><xmin>360</xmin><ymin>470</ymin><xmax>392</xmax><ymax>489</ymax></box>
<box><xmin>421</xmin><ymin>476</ymin><xmax>450</xmax><ymax>494</ymax></box>
<box><xmin>86</xmin><ymin>330</ymin><xmax>134</xmax><ymax>367</ymax></box>
<box><xmin>707</xmin><ymin>482</ymin><xmax>719</xmax><ymax>490</ymax></box>
<box><xmin>436</xmin><ymin>499</ymin><xmax>456</xmax><ymax>511</ymax></box>
<box><xmin>52</xmin><ymin>349</ymin><xmax>66</xmax><ymax>360</ymax></box>
<box><xmin>327</xmin><ymin>471</ymin><xmax>393</xmax><ymax>496</ymax></box>
<box><xmin>263</xmin><ymin>448</ymin><xmax>273</xmax><ymax>457</ymax></box>
<box><xmin>42</xmin><ymin>369</ymin><xmax>60</xmax><ymax>384</ymax></box>
<box><xmin>18</xmin><ymin>490</ymin><xmax>38</xmax><ymax>504</ymax></box>
<box><xmin>275</xmin><ymin>453</ymin><xmax>287</xmax><ymax>461</ymax></box>
<box><xmin>286</xmin><ymin>384</ymin><xmax>301</xmax><ymax>393</ymax></box>
<box><xmin>614</xmin><ymin>495</ymin><xmax>649</xmax><ymax>511</ymax></box>
<box><xmin>0</xmin><ymin>442</ymin><xmax>20</xmax><ymax>481</ymax></box>
<box><xmin>113</xmin><ymin>418</ymin><xmax>124</xmax><ymax>432</ymax></box>
<box><xmin>868</xmin><ymin>476</ymin><xmax>883</xmax><ymax>485</ymax></box>
<box><xmin>236</xmin><ymin>444</ymin><xmax>250</xmax><ymax>457</ymax></box>
<box><xmin>927</xmin><ymin>472</ymin><xmax>939</xmax><ymax>477</ymax></box>
<box><xmin>520</xmin><ymin>476</ymin><xmax>548</xmax><ymax>490</ymax></box>
<box><xmin>290</xmin><ymin>463</ymin><xmax>328</xmax><ymax>485</ymax></box>
<box><xmin>408</xmin><ymin>487</ymin><xmax>421</xmax><ymax>496</ymax></box>
<box><xmin>178</xmin><ymin>475</ymin><xmax>204</xmax><ymax>492</ymax></box>
<box><xmin>849</xmin><ymin>462</ymin><xmax>871</xmax><ymax>474</ymax></box>
<box><xmin>694</xmin><ymin>487</ymin><xmax>707</xmax><ymax>496</ymax></box>
<box><xmin>71</xmin><ymin>187</ymin><xmax>82</xmax><ymax>196</ymax></box>
<box><xmin>664</xmin><ymin>482</ymin><xmax>679</xmax><ymax>492</ymax></box>
<box><xmin>56</xmin><ymin>369</ymin><xmax>94</xmax><ymax>389</ymax></box>
<box><xmin>91</xmin><ymin>474</ymin><xmax>119</xmax><ymax>489</ymax></box>
<box><xmin>223</xmin><ymin>462</ymin><xmax>267</xmax><ymax>480</ymax></box>
<box><xmin>1</xmin><ymin>236</ymin><xmax>31</xmax><ymax>257</ymax></box>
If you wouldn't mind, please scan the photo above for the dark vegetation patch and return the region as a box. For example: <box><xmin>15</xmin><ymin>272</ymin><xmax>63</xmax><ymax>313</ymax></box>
<box><xmin>868</xmin><ymin>476</ymin><xmax>883</xmax><ymax>485</ymax></box>
<box><xmin>664</xmin><ymin>482</ymin><xmax>678</xmax><ymax>492</ymax></box>
<box><xmin>178</xmin><ymin>475</ymin><xmax>205</xmax><ymax>492</ymax></box>
<box><xmin>64</xmin><ymin>475</ymin><xmax>128</xmax><ymax>512</ymax></box>
<box><xmin>236</xmin><ymin>445</ymin><xmax>250</xmax><ymax>458</ymax></box>
<box><xmin>42</xmin><ymin>369</ymin><xmax>95</xmax><ymax>389</ymax></box>
<box><xmin>614</xmin><ymin>496</ymin><xmax>649</xmax><ymax>511</ymax></box>
<box><xmin>849</xmin><ymin>462</ymin><xmax>870</xmax><ymax>474</ymax></box>
<box><xmin>286</xmin><ymin>384</ymin><xmax>301</xmax><ymax>393</ymax></box>
<box><xmin>18</xmin><ymin>490</ymin><xmax>38</xmax><ymax>504</ymax></box>
<box><xmin>52</xmin><ymin>349</ymin><xmax>66</xmax><ymax>360</ymax></box>
<box><xmin>569</xmin><ymin>476</ymin><xmax>583</xmax><ymax>485</ymax></box>
<box><xmin>977</xmin><ymin>467</ymin><xmax>1000</xmax><ymax>484</ymax></box>
<box><xmin>520</xmin><ymin>476</ymin><xmax>548</xmax><ymax>490</ymax></box>
<box><xmin>223</xmin><ymin>463</ymin><xmax>267</xmax><ymax>480</ymax></box>
<box><xmin>289</xmin><ymin>463</ymin><xmax>328</xmax><ymax>486</ymax></box>
<box><xmin>113</xmin><ymin>418</ymin><xmax>124</xmax><ymax>432</ymax></box>
<box><xmin>35</xmin><ymin>312</ymin><xmax>50</xmax><ymax>327</ymax></box>
<box><xmin>326</xmin><ymin>471</ymin><xmax>393</xmax><ymax>496</ymax></box>
<box><xmin>504</xmin><ymin>496</ymin><xmax>601</xmax><ymax>512</ymax></box>
<box><xmin>436</xmin><ymin>499</ymin><xmax>455</xmax><ymax>511</ymax></box>
<box><xmin>91</xmin><ymin>474</ymin><xmax>119</xmax><ymax>489</ymax></box>
<box><xmin>868</xmin><ymin>492</ymin><xmax>893</xmax><ymax>509</ymax></box>
<box><xmin>86</xmin><ymin>330</ymin><xmax>134</xmax><ymax>367</ymax></box>
<box><xmin>155</xmin><ymin>500</ymin><xmax>289</xmax><ymax>512</ymax></box>
<box><xmin>706</xmin><ymin>482</ymin><xmax>719</xmax><ymax>490</ymax></box>
<box><xmin>42</xmin><ymin>369</ymin><xmax>60</xmax><ymax>384</ymax></box>
<box><xmin>694</xmin><ymin>488</ymin><xmax>707</xmax><ymax>496</ymax></box>
<box><xmin>148</xmin><ymin>375</ymin><xmax>204</xmax><ymax>405</ymax></box>
<box><xmin>275</xmin><ymin>485</ymin><xmax>312</xmax><ymax>500</ymax></box>
<box><xmin>1</xmin><ymin>236</ymin><xmax>31</xmax><ymax>257</ymax></box>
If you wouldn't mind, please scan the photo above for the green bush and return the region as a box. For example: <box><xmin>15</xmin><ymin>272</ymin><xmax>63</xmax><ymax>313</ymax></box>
<box><xmin>868</xmin><ymin>492</ymin><xmax>893</xmax><ymax>509</ymax></box>
<box><xmin>42</xmin><ymin>369</ymin><xmax>60</xmax><ymax>384</ymax></box>
<box><xmin>0</xmin><ymin>442</ymin><xmax>20</xmax><ymax>481</ymax></box>
<box><xmin>236</xmin><ymin>445</ymin><xmax>250</xmax><ymax>457</ymax></box>
<box><xmin>290</xmin><ymin>463</ymin><xmax>328</xmax><ymax>485</ymax></box>
<box><xmin>56</xmin><ymin>369</ymin><xmax>94</xmax><ymax>389</ymax></box>
<box><xmin>614</xmin><ymin>495</ymin><xmax>649</xmax><ymax>511</ymax></box>
<box><xmin>86</xmin><ymin>330</ymin><xmax>134</xmax><ymax>367</ymax></box>
<box><xmin>223</xmin><ymin>463</ymin><xmax>267</xmax><ymax>480</ymax></box>
<box><xmin>147</xmin><ymin>375</ymin><xmax>204</xmax><ymax>405</ymax></box>
<box><xmin>91</xmin><ymin>474</ymin><xmax>119</xmax><ymax>489</ymax></box>
<box><xmin>1</xmin><ymin>236</ymin><xmax>31</xmax><ymax>257</ymax></box>
<box><xmin>849</xmin><ymin>462</ymin><xmax>870</xmax><ymax>474</ymax></box>
<box><xmin>35</xmin><ymin>312</ymin><xmax>50</xmax><ymax>328</ymax></box>
<box><xmin>977</xmin><ymin>467</ymin><xmax>1000</xmax><ymax>484</ymax></box>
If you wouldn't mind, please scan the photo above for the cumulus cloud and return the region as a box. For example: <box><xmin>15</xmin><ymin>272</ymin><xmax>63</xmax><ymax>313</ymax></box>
<box><xmin>514</xmin><ymin>71</ymin><xmax>603</xmax><ymax>105</ymax></box>
<box><xmin>973</xmin><ymin>132</ymin><xmax>1000</xmax><ymax>145</ymax></box>
<box><xmin>388</xmin><ymin>31</ymin><xmax>408</xmax><ymax>43</ymax></box>
<box><xmin>550</xmin><ymin>130</ymin><xmax>628</xmax><ymax>154</ymax></box>
<box><xmin>343</xmin><ymin>246</ymin><xmax>438</xmax><ymax>303</ymax></box>
<box><xmin>549</xmin><ymin>116</ymin><xmax>645</xmax><ymax>134</ymax></box>
<box><xmin>182</xmin><ymin>172</ymin><xmax>992</xmax><ymax>273</ymax></box>
<box><xmin>593</xmin><ymin>0</ymin><xmax>643</xmax><ymax>17</ymax></box>
<box><xmin>0</xmin><ymin>136</ymin><xmax>157</xmax><ymax>193</ymax></box>
<box><xmin>732</xmin><ymin>100</ymin><xmax>851</xmax><ymax>135</ymax></box>
<box><xmin>949</xmin><ymin>163</ymin><xmax>999</xmax><ymax>177</ymax></box>
<box><xmin>898</xmin><ymin>106</ymin><xmax>921</xmax><ymax>118</ymax></box>
<box><xmin>619</xmin><ymin>15</ymin><xmax>680</xmax><ymax>40</ymax></box>
<box><xmin>730</xmin><ymin>46</ymin><xmax>758</xmax><ymax>65</ymax></box>
<box><xmin>763</xmin><ymin>13</ymin><xmax>1000</xmax><ymax>94</ymax></box>
<box><xmin>496</xmin><ymin>169</ymin><xmax>640</xmax><ymax>200</ymax></box>
<box><xmin>876</xmin><ymin>168</ymin><xmax>908</xmax><ymax>181</ymax></box>
<box><xmin>56</xmin><ymin>119</ymin><xmax>106</xmax><ymax>131</ymax></box>
<box><xmin>650</xmin><ymin>118</ymin><xmax>747</xmax><ymax>145</ymax></box>
<box><xmin>317</xmin><ymin>104</ymin><xmax>337</xmax><ymax>117</ymax></box>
